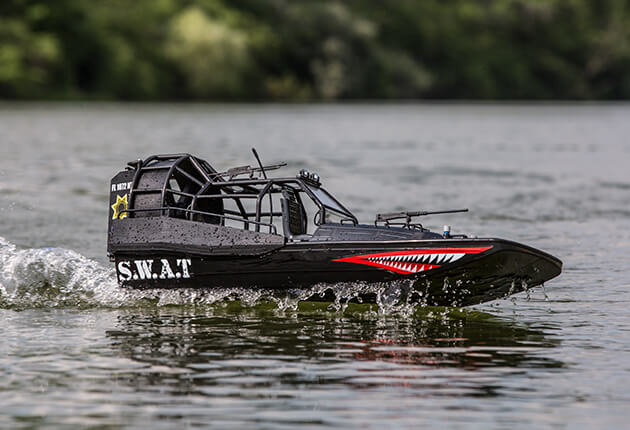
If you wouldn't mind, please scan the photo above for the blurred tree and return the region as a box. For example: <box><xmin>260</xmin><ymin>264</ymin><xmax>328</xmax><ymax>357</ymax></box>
<box><xmin>165</xmin><ymin>5</ymin><xmax>253</xmax><ymax>98</ymax></box>
<box><xmin>0</xmin><ymin>2</ymin><xmax>60</xmax><ymax>98</ymax></box>
<box><xmin>0</xmin><ymin>0</ymin><xmax>629</xmax><ymax>100</ymax></box>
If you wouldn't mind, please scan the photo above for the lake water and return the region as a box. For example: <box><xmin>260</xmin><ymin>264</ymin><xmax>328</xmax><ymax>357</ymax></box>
<box><xmin>0</xmin><ymin>103</ymin><xmax>629</xmax><ymax>429</ymax></box>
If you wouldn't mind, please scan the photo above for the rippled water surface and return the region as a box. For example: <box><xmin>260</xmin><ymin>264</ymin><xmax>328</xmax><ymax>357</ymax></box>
<box><xmin>1</xmin><ymin>103</ymin><xmax>629</xmax><ymax>428</ymax></box>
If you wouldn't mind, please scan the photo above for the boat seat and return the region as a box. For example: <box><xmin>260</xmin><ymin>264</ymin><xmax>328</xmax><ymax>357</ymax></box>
<box><xmin>281</xmin><ymin>188</ymin><xmax>310</xmax><ymax>241</ymax></box>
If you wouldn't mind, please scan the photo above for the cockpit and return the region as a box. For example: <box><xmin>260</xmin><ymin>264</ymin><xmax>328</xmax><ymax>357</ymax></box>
<box><xmin>121</xmin><ymin>153</ymin><xmax>358</xmax><ymax>242</ymax></box>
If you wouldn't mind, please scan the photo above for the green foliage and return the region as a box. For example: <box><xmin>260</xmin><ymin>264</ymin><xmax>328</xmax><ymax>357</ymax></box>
<box><xmin>165</xmin><ymin>6</ymin><xmax>253</xmax><ymax>98</ymax></box>
<box><xmin>0</xmin><ymin>4</ymin><xmax>60</xmax><ymax>98</ymax></box>
<box><xmin>1</xmin><ymin>0</ymin><xmax>629</xmax><ymax>100</ymax></box>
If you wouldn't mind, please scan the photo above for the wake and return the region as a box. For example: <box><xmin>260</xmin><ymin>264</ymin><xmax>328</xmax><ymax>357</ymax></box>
<box><xmin>0</xmin><ymin>236</ymin><xmax>423</xmax><ymax>313</ymax></box>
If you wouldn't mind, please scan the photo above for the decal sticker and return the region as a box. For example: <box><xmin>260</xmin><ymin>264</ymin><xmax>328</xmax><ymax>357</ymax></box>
<box><xmin>111</xmin><ymin>194</ymin><xmax>129</xmax><ymax>220</ymax></box>
<box><xmin>116</xmin><ymin>258</ymin><xmax>192</xmax><ymax>282</ymax></box>
<box><xmin>111</xmin><ymin>181</ymin><xmax>133</xmax><ymax>192</ymax></box>
<box><xmin>333</xmin><ymin>246</ymin><xmax>492</xmax><ymax>275</ymax></box>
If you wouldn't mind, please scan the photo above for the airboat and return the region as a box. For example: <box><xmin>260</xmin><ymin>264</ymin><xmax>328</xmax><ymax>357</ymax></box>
<box><xmin>107</xmin><ymin>150</ymin><xmax>561</xmax><ymax>306</ymax></box>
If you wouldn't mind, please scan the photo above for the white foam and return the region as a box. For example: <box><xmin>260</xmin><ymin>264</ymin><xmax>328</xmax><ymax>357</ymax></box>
<box><xmin>0</xmin><ymin>237</ymin><xmax>437</xmax><ymax>313</ymax></box>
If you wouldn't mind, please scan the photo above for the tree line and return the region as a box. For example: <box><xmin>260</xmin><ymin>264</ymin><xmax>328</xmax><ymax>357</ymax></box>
<box><xmin>1</xmin><ymin>0</ymin><xmax>629</xmax><ymax>100</ymax></box>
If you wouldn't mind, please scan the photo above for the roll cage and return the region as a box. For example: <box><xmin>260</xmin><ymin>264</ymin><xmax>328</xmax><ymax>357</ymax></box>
<box><xmin>121</xmin><ymin>153</ymin><xmax>357</xmax><ymax>240</ymax></box>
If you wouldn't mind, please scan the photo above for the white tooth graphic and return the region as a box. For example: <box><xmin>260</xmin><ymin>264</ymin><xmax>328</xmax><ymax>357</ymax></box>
<box><xmin>437</xmin><ymin>254</ymin><xmax>445</xmax><ymax>263</ymax></box>
<box><xmin>451</xmin><ymin>253</ymin><xmax>464</xmax><ymax>262</ymax></box>
<box><xmin>447</xmin><ymin>254</ymin><xmax>455</xmax><ymax>262</ymax></box>
<box><xmin>419</xmin><ymin>265</ymin><xmax>425</xmax><ymax>272</ymax></box>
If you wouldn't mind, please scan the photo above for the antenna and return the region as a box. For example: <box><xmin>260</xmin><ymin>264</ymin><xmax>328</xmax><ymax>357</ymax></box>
<box><xmin>251</xmin><ymin>148</ymin><xmax>274</xmax><ymax>227</ymax></box>
<box><xmin>251</xmin><ymin>148</ymin><xmax>267</xmax><ymax>179</ymax></box>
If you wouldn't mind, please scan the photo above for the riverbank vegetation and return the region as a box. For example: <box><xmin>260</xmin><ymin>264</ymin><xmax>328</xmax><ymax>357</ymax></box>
<box><xmin>1</xmin><ymin>0</ymin><xmax>629</xmax><ymax>100</ymax></box>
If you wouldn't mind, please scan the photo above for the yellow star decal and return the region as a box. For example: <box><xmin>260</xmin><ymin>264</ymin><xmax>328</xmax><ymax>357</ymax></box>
<box><xmin>111</xmin><ymin>194</ymin><xmax>129</xmax><ymax>220</ymax></box>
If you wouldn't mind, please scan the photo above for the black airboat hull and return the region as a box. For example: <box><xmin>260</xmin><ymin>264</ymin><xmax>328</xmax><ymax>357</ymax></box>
<box><xmin>112</xmin><ymin>234</ymin><xmax>561</xmax><ymax>306</ymax></box>
<box><xmin>107</xmin><ymin>153</ymin><xmax>562</xmax><ymax>307</ymax></box>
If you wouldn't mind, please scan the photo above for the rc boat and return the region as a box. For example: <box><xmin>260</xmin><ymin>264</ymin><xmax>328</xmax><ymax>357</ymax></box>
<box><xmin>107</xmin><ymin>150</ymin><xmax>561</xmax><ymax>306</ymax></box>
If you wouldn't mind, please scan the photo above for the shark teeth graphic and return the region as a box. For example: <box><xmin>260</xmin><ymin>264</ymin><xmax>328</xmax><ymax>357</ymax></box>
<box><xmin>332</xmin><ymin>246</ymin><xmax>492</xmax><ymax>275</ymax></box>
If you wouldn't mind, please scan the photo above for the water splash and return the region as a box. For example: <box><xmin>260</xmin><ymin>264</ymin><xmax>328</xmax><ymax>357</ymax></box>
<box><xmin>0</xmin><ymin>236</ymin><xmax>124</xmax><ymax>308</ymax></box>
<box><xmin>0</xmin><ymin>237</ymin><xmax>427</xmax><ymax>313</ymax></box>
<box><xmin>541</xmin><ymin>283</ymin><xmax>549</xmax><ymax>301</ymax></box>
<box><xmin>522</xmin><ymin>279</ymin><xmax>531</xmax><ymax>300</ymax></box>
